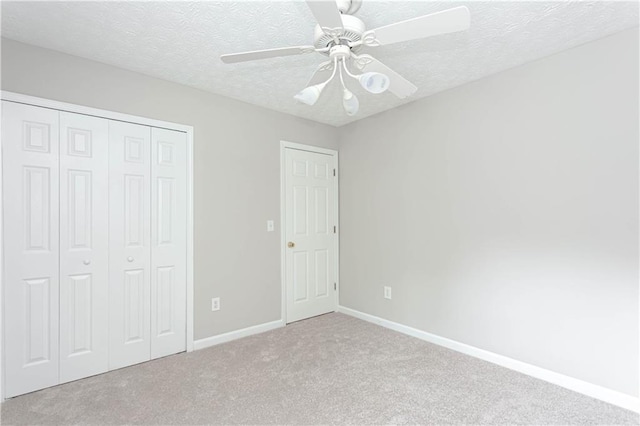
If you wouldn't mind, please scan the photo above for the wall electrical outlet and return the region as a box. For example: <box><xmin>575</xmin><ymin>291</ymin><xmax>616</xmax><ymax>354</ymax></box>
<box><xmin>211</xmin><ymin>297</ymin><xmax>220</xmax><ymax>311</ymax></box>
<box><xmin>384</xmin><ymin>286</ymin><xmax>392</xmax><ymax>300</ymax></box>
<box><xmin>267</xmin><ymin>220</ymin><xmax>274</xmax><ymax>232</ymax></box>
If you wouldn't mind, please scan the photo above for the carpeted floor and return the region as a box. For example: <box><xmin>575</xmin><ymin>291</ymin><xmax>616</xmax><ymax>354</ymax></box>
<box><xmin>1</xmin><ymin>312</ymin><xmax>638</xmax><ymax>425</ymax></box>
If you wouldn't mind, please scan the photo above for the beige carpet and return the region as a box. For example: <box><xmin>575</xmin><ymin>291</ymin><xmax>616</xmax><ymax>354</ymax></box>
<box><xmin>1</xmin><ymin>312</ymin><xmax>638</xmax><ymax>425</ymax></box>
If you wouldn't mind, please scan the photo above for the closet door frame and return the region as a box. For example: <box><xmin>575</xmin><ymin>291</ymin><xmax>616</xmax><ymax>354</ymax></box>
<box><xmin>0</xmin><ymin>91</ymin><xmax>195</xmax><ymax>401</ymax></box>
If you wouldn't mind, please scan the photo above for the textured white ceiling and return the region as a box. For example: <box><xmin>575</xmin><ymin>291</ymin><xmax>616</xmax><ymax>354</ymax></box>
<box><xmin>2</xmin><ymin>1</ymin><xmax>638</xmax><ymax>127</ymax></box>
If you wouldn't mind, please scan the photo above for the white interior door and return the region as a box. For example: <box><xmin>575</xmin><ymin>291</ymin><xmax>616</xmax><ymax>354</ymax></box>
<box><xmin>2</xmin><ymin>101</ymin><xmax>60</xmax><ymax>397</ymax></box>
<box><xmin>59</xmin><ymin>112</ymin><xmax>109</xmax><ymax>383</ymax></box>
<box><xmin>108</xmin><ymin>120</ymin><xmax>152</xmax><ymax>370</ymax></box>
<box><xmin>284</xmin><ymin>147</ymin><xmax>337</xmax><ymax>323</ymax></box>
<box><xmin>150</xmin><ymin>128</ymin><xmax>187</xmax><ymax>359</ymax></box>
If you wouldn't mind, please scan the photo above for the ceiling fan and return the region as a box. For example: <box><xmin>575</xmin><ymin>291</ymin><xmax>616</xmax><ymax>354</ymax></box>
<box><xmin>221</xmin><ymin>0</ymin><xmax>470</xmax><ymax>116</ymax></box>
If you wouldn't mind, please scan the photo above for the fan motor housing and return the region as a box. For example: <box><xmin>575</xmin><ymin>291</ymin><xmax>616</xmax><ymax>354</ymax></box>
<box><xmin>313</xmin><ymin>14</ymin><xmax>366</xmax><ymax>53</ymax></box>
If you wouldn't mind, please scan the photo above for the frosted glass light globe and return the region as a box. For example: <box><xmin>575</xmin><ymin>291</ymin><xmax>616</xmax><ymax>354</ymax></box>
<box><xmin>294</xmin><ymin>83</ymin><xmax>326</xmax><ymax>106</ymax></box>
<box><xmin>342</xmin><ymin>89</ymin><xmax>359</xmax><ymax>116</ymax></box>
<box><xmin>359</xmin><ymin>72</ymin><xmax>390</xmax><ymax>94</ymax></box>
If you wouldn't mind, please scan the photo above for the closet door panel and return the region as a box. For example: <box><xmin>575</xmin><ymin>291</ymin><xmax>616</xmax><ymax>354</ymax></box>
<box><xmin>109</xmin><ymin>120</ymin><xmax>152</xmax><ymax>370</ymax></box>
<box><xmin>59</xmin><ymin>112</ymin><xmax>109</xmax><ymax>383</ymax></box>
<box><xmin>151</xmin><ymin>128</ymin><xmax>187</xmax><ymax>359</ymax></box>
<box><xmin>2</xmin><ymin>101</ymin><xmax>60</xmax><ymax>397</ymax></box>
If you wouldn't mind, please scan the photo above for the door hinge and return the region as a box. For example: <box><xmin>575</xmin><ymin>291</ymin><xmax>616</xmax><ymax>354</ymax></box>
<box><xmin>334</xmin><ymin>283</ymin><xmax>337</xmax><ymax>290</ymax></box>
<box><xmin>333</xmin><ymin>168</ymin><xmax>336</xmax><ymax>177</ymax></box>
<box><xmin>333</xmin><ymin>226</ymin><xmax>336</xmax><ymax>234</ymax></box>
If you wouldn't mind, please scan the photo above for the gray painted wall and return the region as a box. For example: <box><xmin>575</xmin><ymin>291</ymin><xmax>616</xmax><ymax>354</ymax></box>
<box><xmin>338</xmin><ymin>28</ymin><xmax>639</xmax><ymax>397</ymax></box>
<box><xmin>0</xmin><ymin>38</ymin><xmax>339</xmax><ymax>340</ymax></box>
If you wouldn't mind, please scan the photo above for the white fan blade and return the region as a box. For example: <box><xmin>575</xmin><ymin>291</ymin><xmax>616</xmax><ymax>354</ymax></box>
<box><xmin>368</xmin><ymin>6</ymin><xmax>470</xmax><ymax>46</ymax></box>
<box><xmin>307</xmin><ymin>60</ymin><xmax>335</xmax><ymax>86</ymax></box>
<box><xmin>307</xmin><ymin>0</ymin><xmax>344</xmax><ymax>33</ymax></box>
<box><xmin>354</xmin><ymin>55</ymin><xmax>417</xmax><ymax>99</ymax></box>
<box><xmin>221</xmin><ymin>46</ymin><xmax>315</xmax><ymax>64</ymax></box>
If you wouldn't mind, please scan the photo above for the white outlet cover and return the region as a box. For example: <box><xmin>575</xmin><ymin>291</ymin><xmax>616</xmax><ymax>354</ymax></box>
<box><xmin>211</xmin><ymin>297</ymin><xmax>220</xmax><ymax>311</ymax></box>
<box><xmin>267</xmin><ymin>220</ymin><xmax>274</xmax><ymax>232</ymax></box>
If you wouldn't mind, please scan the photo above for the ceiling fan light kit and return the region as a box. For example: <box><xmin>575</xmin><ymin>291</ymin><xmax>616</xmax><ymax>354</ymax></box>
<box><xmin>221</xmin><ymin>0</ymin><xmax>471</xmax><ymax>116</ymax></box>
<box><xmin>293</xmin><ymin>44</ymin><xmax>390</xmax><ymax>115</ymax></box>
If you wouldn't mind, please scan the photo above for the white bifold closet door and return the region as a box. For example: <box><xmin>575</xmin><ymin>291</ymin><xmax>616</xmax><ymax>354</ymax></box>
<box><xmin>108</xmin><ymin>123</ymin><xmax>187</xmax><ymax>369</ymax></box>
<box><xmin>150</xmin><ymin>128</ymin><xmax>187</xmax><ymax>359</ymax></box>
<box><xmin>58</xmin><ymin>112</ymin><xmax>110</xmax><ymax>384</ymax></box>
<box><xmin>2</xmin><ymin>104</ymin><xmax>110</xmax><ymax>396</ymax></box>
<box><xmin>108</xmin><ymin>121</ymin><xmax>152</xmax><ymax>370</ymax></box>
<box><xmin>3</xmin><ymin>100</ymin><xmax>188</xmax><ymax>397</ymax></box>
<box><xmin>2</xmin><ymin>102</ymin><xmax>61</xmax><ymax>398</ymax></box>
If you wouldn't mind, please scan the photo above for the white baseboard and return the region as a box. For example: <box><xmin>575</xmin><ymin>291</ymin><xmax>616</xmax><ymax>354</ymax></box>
<box><xmin>337</xmin><ymin>305</ymin><xmax>639</xmax><ymax>413</ymax></box>
<box><xmin>193</xmin><ymin>319</ymin><xmax>285</xmax><ymax>351</ymax></box>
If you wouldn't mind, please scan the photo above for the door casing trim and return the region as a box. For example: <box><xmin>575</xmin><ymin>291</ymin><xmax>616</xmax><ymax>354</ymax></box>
<box><xmin>280</xmin><ymin>140</ymin><xmax>339</xmax><ymax>324</ymax></box>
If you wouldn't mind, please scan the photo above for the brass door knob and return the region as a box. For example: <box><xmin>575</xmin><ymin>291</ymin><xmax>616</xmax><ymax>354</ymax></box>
<box><xmin>287</xmin><ymin>242</ymin><xmax>295</xmax><ymax>248</ymax></box>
